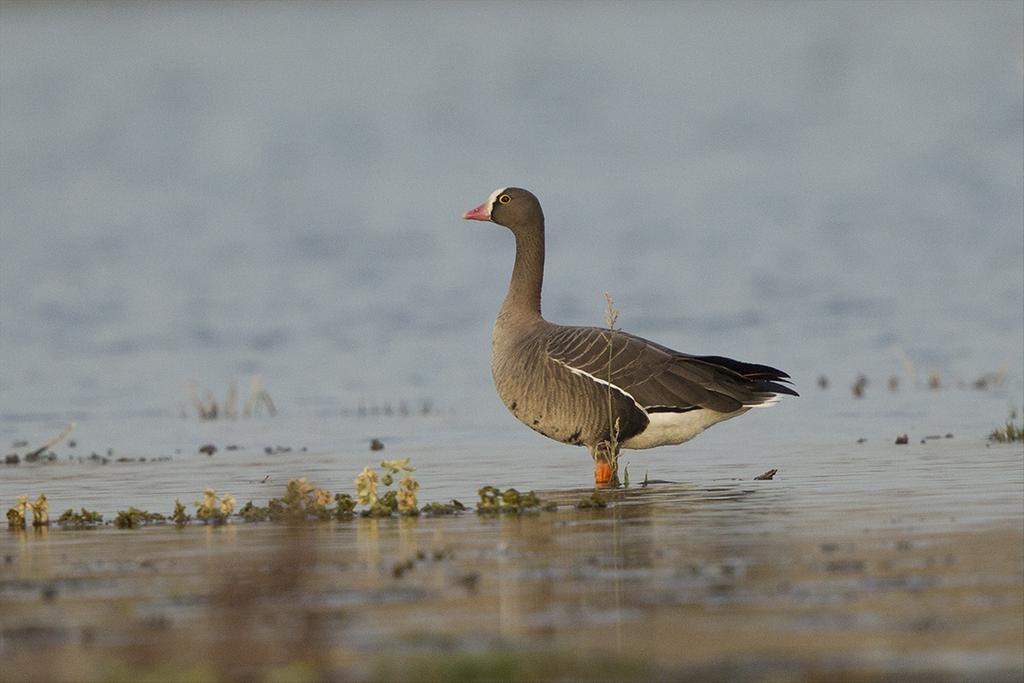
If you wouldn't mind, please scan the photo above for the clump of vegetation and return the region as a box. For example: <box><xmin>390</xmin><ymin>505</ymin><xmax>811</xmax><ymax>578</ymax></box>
<box><xmin>6</xmin><ymin>456</ymin><xmax>613</xmax><ymax>534</ymax></box>
<box><xmin>6</xmin><ymin>494</ymin><xmax>50</xmax><ymax>529</ymax></box>
<box><xmin>7</xmin><ymin>495</ymin><xmax>31</xmax><ymax>529</ymax></box>
<box><xmin>334</xmin><ymin>493</ymin><xmax>356</xmax><ymax>518</ymax></box>
<box><xmin>195</xmin><ymin>489</ymin><xmax>236</xmax><ymax>525</ymax></box>
<box><xmin>57</xmin><ymin>508</ymin><xmax>103</xmax><ymax>528</ymax></box>
<box><xmin>356</xmin><ymin>459</ymin><xmax>420</xmax><ymax>517</ymax></box>
<box><xmin>420</xmin><ymin>499</ymin><xmax>467</xmax><ymax>515</ymax></box>
<box><xmin>989</xmin><ymin>412</ymin><xmax>1023</xmax><ymax>443</ymax></box>
<box><xmin>30</xmin><ymin>494</ymin><xmax>48</xmax><ymax>527</ymax></box>
<box><xmin>267</xmin><ymin>478</ymin><xmax>335</xmax><ymax>521</ymax></box>
<box><xmin>172</xmin><ymin>499</ymin><xmax>191</xmax><ymax>526</ymax></box>
<box><xmin>237</xmin><ymin>500</ymin><xmax>269</xmax><ymax>522</ymax></box>
<box><xmin>236</xmin><ymin>478</ymin><xmax>335</xmax><ymax>522</ymax></box>
<box><xmin>114</xmin><ymin>507</ymin><xmax>166</xmax><ymax>529</ymax></box>
<box><xmin>186</xmin><ymin>376</ymin><xmax>277</xmax><ymax>421</ymax></box>
<box><xmin>476</xmin><ymin>486</ymin><xmax>545</xmax><ymax>513</ymax></box>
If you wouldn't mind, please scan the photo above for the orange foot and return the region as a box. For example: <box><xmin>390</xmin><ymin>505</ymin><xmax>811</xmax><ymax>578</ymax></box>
<box><xmin>594</xmin><ymin>461</ymin><xmax>615</xmax><ymax>488</ymax></box>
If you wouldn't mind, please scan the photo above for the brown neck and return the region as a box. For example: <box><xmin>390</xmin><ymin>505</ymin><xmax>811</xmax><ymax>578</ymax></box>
<box><xmin>499</xmin><ymin>223</ymin><xmax>545</xmax><ymax>323</ymax></box>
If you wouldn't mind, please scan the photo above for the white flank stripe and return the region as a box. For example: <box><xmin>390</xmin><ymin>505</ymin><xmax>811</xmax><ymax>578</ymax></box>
<box><xmin>550</xmin><ymin>358</ymin><xmax>646</xmax><ymax>414</ymax></box>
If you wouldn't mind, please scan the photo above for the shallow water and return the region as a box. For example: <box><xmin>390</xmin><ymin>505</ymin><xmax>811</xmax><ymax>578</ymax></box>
<box><xmin>2</xmin><ymin>478</ymin><xmax>1021</xmax><ymax>682</ymax></box>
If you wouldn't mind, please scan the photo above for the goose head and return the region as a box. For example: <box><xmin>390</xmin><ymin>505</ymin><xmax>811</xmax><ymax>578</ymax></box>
<box><xmin>463</xmin><ymin>187</ymin><xmax>544</xmax><ymax>232</ymax></box>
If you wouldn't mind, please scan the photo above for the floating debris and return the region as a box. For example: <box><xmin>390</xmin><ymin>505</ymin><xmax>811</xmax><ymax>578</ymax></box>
<box><xmin>5</xmin><ymin>454</ymin><xmax>18</xmax><ymax>465</ymax></box>
<box><xmin>370</xmin><ymin>438</ymin><xmax>384</xmax><ymax>451</ymax></box>
<box><xmin>753</xmin><ymin>468</ymin><xmax>778</xmax><ymax>480</ymax></box>
<box><xmin>895</xmin><ymin>434</ymin><xmax>909</xmax><ymax>445</ymax></box>
<box><xmin>817</xmin><ymin>375</ymin><xmax>829</xmax><ymax>389</ymax></box>
<box><xmin>23</xmin><ymin>423</ymin><xmax>75</xmax><ymax>462</ymax></box>
<box><xmin>856</xmin><ymin>437</ymin><xmax>867</xmax><ymax>444</ymax></box>
<box><xmin>851</xmin><ymin>375</ymin><xmax>868</xmax><ymax>398</ymax></box>
<box><xmin>198</xmin><ymin>444</ymin><xmax>217</xmax><ymax>456</ymax></box>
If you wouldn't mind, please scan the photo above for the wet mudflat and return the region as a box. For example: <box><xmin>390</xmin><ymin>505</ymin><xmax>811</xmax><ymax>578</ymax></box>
<box><xmin>3</xmin><ymin>451</ymin><xmax>1022</xmax><ymax>683</ymax></box>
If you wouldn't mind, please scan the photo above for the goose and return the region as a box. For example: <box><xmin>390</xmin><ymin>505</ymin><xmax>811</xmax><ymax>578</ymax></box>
<box><xmin>463</xmin><ymin>187</ymin><xmax>797</xmax><ymax>487</ymax></box>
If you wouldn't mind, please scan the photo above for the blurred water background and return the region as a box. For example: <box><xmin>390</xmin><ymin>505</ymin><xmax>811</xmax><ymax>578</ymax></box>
<box><xmin>1</xmin><ymin>1</ymin><xmax>1022</xmax><ymax>511</ymax></box>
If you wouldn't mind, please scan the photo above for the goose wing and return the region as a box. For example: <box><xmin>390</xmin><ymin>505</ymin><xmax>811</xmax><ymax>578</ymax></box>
<box><xmin>544</xmin><ymin>326</ymin><xmax>797</xmax><ymax>414</ymax></box>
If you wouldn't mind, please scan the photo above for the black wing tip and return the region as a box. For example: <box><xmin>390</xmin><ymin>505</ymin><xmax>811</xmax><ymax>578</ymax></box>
<box><xmin>693</xmin><ymin>355</ymin><xmax>798</xmax><ymax>394</ymax></box>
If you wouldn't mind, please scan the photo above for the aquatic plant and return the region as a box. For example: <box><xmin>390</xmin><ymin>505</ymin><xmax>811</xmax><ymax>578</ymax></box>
<box><xmin>7</xmin><ymin>495</ymin><xmax>31</xmax><ymax>529</ymax></box>
<box><xmin>186</xmin><ymin>376</ymin><xmax>276</xmax><ymax>421</ymax></box>
<box><xmin>397</xmin><ymin>475</ymin><xmax>419</xmax><ymax>514</ymax></box>
<box><xmin>31</xmin><ymin>494</ymin><xmax>49</xmax><ymax>527</ymax></box>
<box><xmin>257</xmin><ymin>478</ymin><xmax>337</xmax><ymax>521</ymax></box>
<box><xmin>172</xmin><ymin>499</ymin><xmax>191</xmax><ymax>526</ymax></box>
<box><xmin>57</xmin><ymin>508</ymin><xmax>103</xmax><ymax>528</ymax></box>
<box><xmin>989</xmin><ymin>418</ymin><xmax>1023</xmax><ymax>443</ymax></box>
<box><xmin>354</xmin><ymin>460</ymin><xmax>422</xmax><ymax>517</ymax></box>
<box><xmin>195</xmin><ymin>489</ymin><xmax>236</xmax><ymax>525</ymax></box>
<box><xmin>237</xmin><ymin>500</ymin><xmax>270</xmax><ymax>522</ymax></box>
<box><xmin>380</xmin><ymin>457</ymin><xmax>416</xmax><ymax>486</ymax></box>
<box><xmin>334</xmin><ymin>493</ymin><xmax>356</xmax><ymax>519</ymax></box>
<box><xmin>114</xmin><ymin>507</ymin><xmax>166</xmax><ymax>529</ymax></box>
<box><xmin>355</xmin><ymin>467</ymin><xmax>379</xmax><ymax>507</ymax></box>
<box><xmin>476</xmin><ymin>486</ymin><xmax>545</xmax><ymax>513</ymax></box>
<box><xmin>5</xmin><ymin>494</ymin><xmax>50</xmax><ymax>529</ymax></box>
<box><xmin>420</xmin><ymin>499</ymin><xmax>467</xmax><ymax>515</ymax></box>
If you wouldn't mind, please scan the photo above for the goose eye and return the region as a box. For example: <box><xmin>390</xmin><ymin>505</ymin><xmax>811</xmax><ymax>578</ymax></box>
<box><xmin>498</xmin><ymin>194</ymin><xmax>511</xmax><ymax>205</ymax></box>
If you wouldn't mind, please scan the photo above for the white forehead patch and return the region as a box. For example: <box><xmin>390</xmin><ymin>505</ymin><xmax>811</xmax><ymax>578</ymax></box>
<box><xmin>484</xmin><ymin>187</ymin><xmax>509</xmax><ymax>214</ymax></box>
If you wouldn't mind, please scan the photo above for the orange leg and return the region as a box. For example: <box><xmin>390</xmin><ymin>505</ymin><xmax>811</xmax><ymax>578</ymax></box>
<box><xmin>591</xmin><ymin>441</ymin><xmax>619</xmax><ymax>488</ymax></box>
